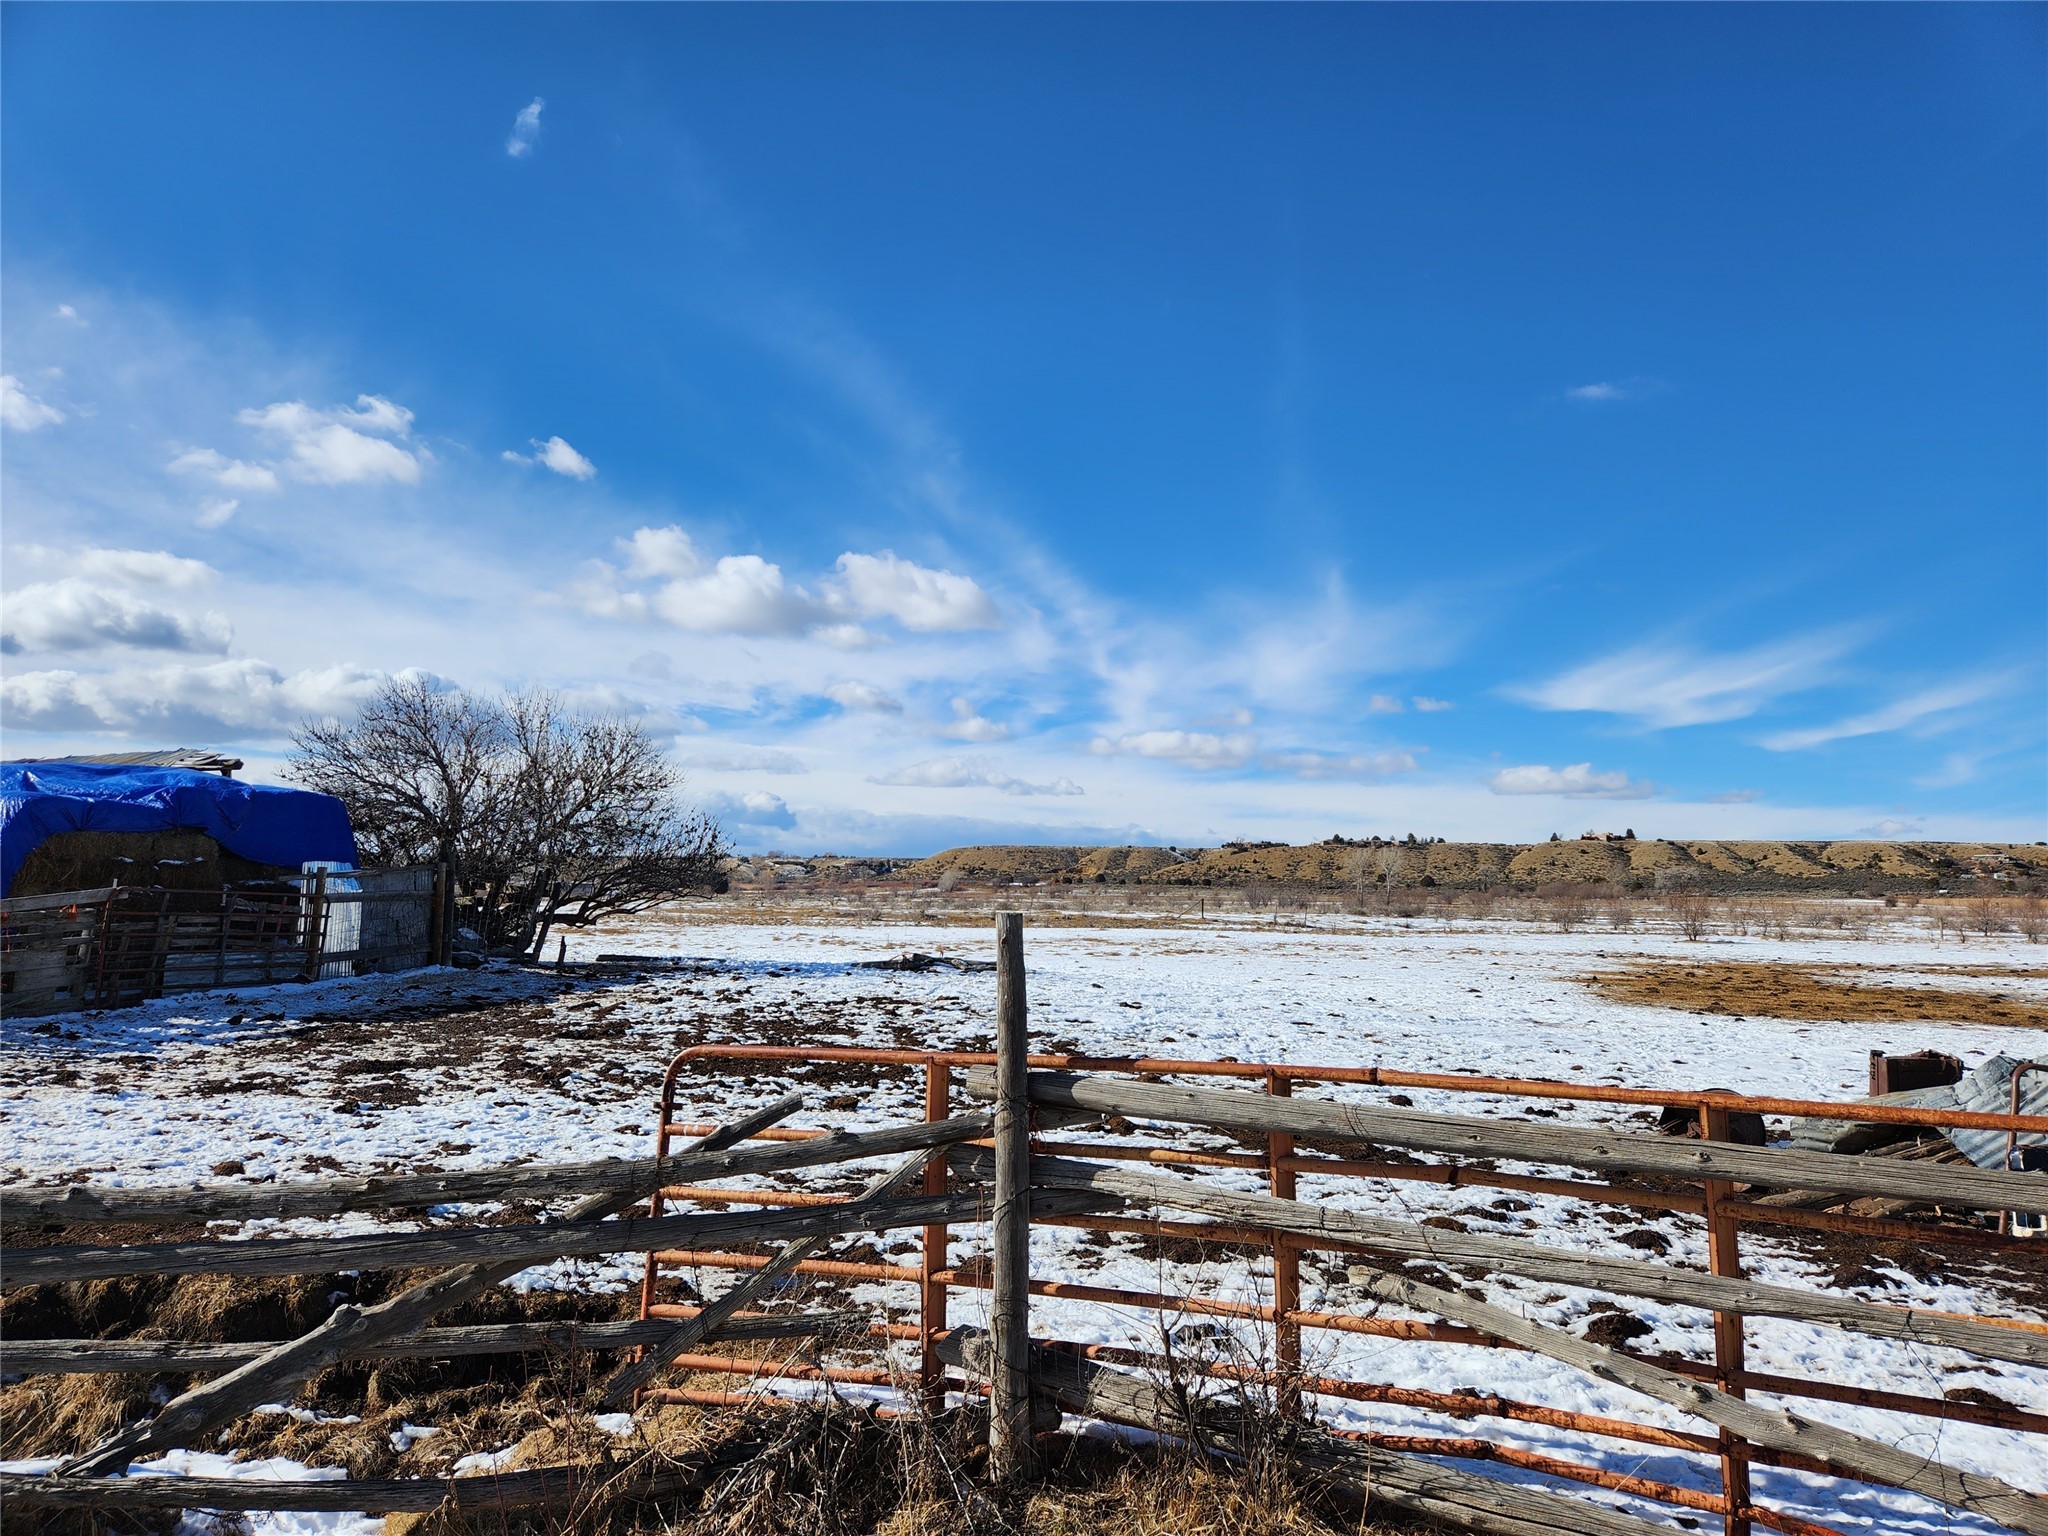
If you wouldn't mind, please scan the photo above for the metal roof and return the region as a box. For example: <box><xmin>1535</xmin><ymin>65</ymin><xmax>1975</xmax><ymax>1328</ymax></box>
<box><xmin>14</xmin><ymin>750</ymin><xmax>244</xmax><ymax>777</ymax></box>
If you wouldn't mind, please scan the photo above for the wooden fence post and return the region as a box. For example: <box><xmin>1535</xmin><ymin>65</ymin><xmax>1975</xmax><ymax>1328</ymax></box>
<box><xmin>920</xmin><ymin>1059</ymin><xmax>952</xmax><ymax>1414</ymax></box>
<box><xmin>1700</xmin><ymin>1104</ymin><xmax>1751</xmax><ymax>1536</ymax></box>
<box><xmin>302</xmin><ymin>871</ymin><xmax>329</xmax><ymax>981</ymax></box>
<box><xmin>990</xmin><ymin>910</ymin><xmax>1036</xmax><ymax>1480</ymax></box>
<box><xmin>1265</xmin><ymin>1069</ymin><xmax>1301</xmax><ymax>1415</ymax></box>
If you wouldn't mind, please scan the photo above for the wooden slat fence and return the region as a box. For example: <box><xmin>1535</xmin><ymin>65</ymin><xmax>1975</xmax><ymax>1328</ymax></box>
<box><xmin>0</xmin><ymin>866</ymin><xmax>441</xmax><ymax>1015</ymax></box>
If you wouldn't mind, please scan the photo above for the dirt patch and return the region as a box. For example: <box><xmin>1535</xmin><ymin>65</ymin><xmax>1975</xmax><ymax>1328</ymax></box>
<box><xmin>1581</xmin><ymin>960</ymin><xmax>2048</xmax><ymax>1028</ymax></box>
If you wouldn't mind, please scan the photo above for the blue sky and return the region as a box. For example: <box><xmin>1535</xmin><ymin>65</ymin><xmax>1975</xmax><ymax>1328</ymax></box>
<box><xmin>2</xmin><ymin>4</ymin><xmax>2042</xmax><ymax>853</ymax></box>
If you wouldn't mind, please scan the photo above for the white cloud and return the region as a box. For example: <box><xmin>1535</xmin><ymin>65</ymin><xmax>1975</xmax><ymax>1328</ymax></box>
<box><xmin>2</xmin><ymin>374</ymin><xmax>64</xmax><ymax>431</ymax></box>
<box><xmin>684</xmin><ymin>745</ymin><xmax>809</xmax><ymax>775</ymax></box>
<box><xmin>54</xmin><ymin>304</ymin><xmax>84</xmax><ymax>324</ymax></box>
<box><xmin>1855</xmin><ymin>817</ymin><xmax>1923</xmax><ymax>839</ymax></box>
<box><xmin>620</xmin><ymin>526</ymin><xmax>701</xmax><ymax>580</ymax></box>
<box><xmin>2</xmin><ymin>658</ymin><xmax>392</xmax><ymax>735</ymax></box>
<box><xmin>1263</xmin><ymin>749</ymin><xmax>1419</xmax><ymax>780</ymax></box>
<box><xmin>826</xmin><ymin>551</ymin><xmax>999</xmax><ymax>632</ymax></box>
<box><xmin>1759</xmin><ymin>674</ymin><xmax>2018</xmax><ymax>752</ymax></box>
<box><xmin>196</xmin><ymin>498</ymin><xmax>240</xmax><ymax>529</ymax></box>
<box><xmin>1089</xmin><ymin>730</ymin><xmax>1256</xmax><ymax>768</ymax></box>
<box><xmin>1412</xmin><ymin>696</ymin><xmax>1454</xmax><ymax>713</ymax></box>
<box><xmin>12</xmin><ymin>545</ymin><xmax>220</xmax><ymax>589</ymax></box>
<box><xmin>575</xmin><ymin>528</ymin><xmax>1000</xmax><ymax>643</ymax></box>
<box><xmin>1367</xmin><ymin>694</ymin><xmax>1405</xmax><ymax>714</ymax></box>
<box><xmin>825</xmin><ymin>680</ymin><xmax>904</xmax><ymax>714</ymax></box>
<box><xmin>1710</xmin><ymin>788</ymin><xmax>1764</xmax><ymax>804</ymax></box>
<box><xmin>1512</xmin><ymin>633</ymin><xmax>1852</xmax><ymax>728</ymax></box>
<box><xmin>0</xmin><ymin>579</ymin><xmax>232</xmax><ymax>655</ymax></box>
<box><xmin>506</xmin><ymin>435</ymin><xmax>597</xmax><ymax>479</ymax></box>
<box><xmin>238</xmin><ymin>395</ymin><xmax>424</xmax><ymax>485</ymax></box>
<box><xmin>168</xmin><ymin>446</ymin><xmax>281</xmax><ymax>493</ymax></box>
<box><xmin>1488</xmin><ymin>763</ymin><xmax>1656</xmax><ymax>800</ymax></box>
<box><xmin>651</xmin><ymin>555</ymin><xmax>812</xmax><ymax>635</ymax></box>
<box><xmin>941</xmin><ymin>697</ymin><xmax>1010</xmax><ymax>742</ymax></box>
<box><xmin>705</xmin><ymin>789</ymin><xmax>797</xmax><ymax>828</ymax></box>
<box><xmin>872</xmin><ymin>756</ymin><xmax>1082</xmax><ymax>797</ymax></box>
<box><xmin>506</xmin><ymin>97</ymin><xmax>545</xmax><ymax>158</ymax></box>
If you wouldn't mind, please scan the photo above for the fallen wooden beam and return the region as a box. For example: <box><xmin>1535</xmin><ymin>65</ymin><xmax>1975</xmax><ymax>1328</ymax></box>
<box><xmin>2</xmin><ymin>1309</ymin><xmax>872</xmax><ymax>1376</ymax></box>
<box><xmin>9</xmin><ymin>1111</ymin><xmax>999</xmax><ymax>1227</ymax></box>
<box><xmin>965</xmin><ymin>1068</ymin><xmax>2048</xmax><ymax>1215</ymax></box>
<box><xmin>932</xmin><ymin>1329</ymin><xmax>1672</xmax><ymax>1536</ymax></box>
<box><xmin>980</xmin><ymin>1148</ymin><xmax>2048</xmax><ymax>1369</ymax></box>
<box><xmin>51</xmin><ymin>1095</ymin><xmax>805</xmax><ymax>1478</ymax></box>
<box><xmin>6</xmin><ymin>1186</ymin><xmax>1118</xmax><ymax>1290</ymax></box>
<box><xmin>0</xmin><ymin>1461</ymin><xmax>702</xmax><ymax>1515</ymax></box>
<box><xmin>1341</xmin><ymin>1262</ymin><xmax>2048</xmax><ymax>1535</ymax></box>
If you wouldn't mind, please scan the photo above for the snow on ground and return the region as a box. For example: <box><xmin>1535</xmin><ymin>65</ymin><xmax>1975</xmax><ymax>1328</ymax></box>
<box><xmin>6</xmin><ymin>900</ymin><xmax>2046</xmax><ymax>1533</ymax></box>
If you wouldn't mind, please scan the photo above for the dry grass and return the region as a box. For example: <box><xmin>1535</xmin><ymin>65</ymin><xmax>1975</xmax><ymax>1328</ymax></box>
<box><xmin>1582</xmin><ymin>959</ymin><xmax>2048</xmax><ymax>1028</ymax></box>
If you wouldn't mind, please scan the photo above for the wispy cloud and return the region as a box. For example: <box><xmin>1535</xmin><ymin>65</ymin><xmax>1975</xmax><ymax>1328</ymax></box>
<box><xmin>1488</xmin><ymin>762</ymin><xmax>1655</xmax><ymax>799</ymax></box>
<box><xmin>1263</xmin><ymin>749</ymin><xmax>1419</xmax><ymax>780</ymax></box>
<box><xmin>1411</xmin><ymin>696</ymin><xmax>1454</xmax><ymax>713</ymax></box>
<box><xmin>1</xmin><ymin>374</ymin><xmax>64</xmax><ymax>431</ymax></box>
<box><xmin>825</xmin><ymin>680</ymin><xmax>903</xmax><ymax>714</ymax></box>
<box><xmin>1512</xmin><ymin>632</ymin><xmax>1855</xmax><ymax>728</ymax></box>
<box><xmin>872</xmin><ymin>755</ymin><xmax>1082</xmax><ymax>797</ymax></box>
<box><xmin>506</xmin><ymin>97</ymin><xmax>544</xmax><ymax>158</ymax></box>
<box><xmin>1090</xmin><ymin>730</ymin><xmax>1256</xmax><ymax>769</ymax></box>
<box><xmin>1564</xmin><ymin>377</ymin><xmax>1664</xmax><ymax>403</ymax></box>
<box><xmin>168</xmin><ymin>446</ymin><xmax>280</xmax><ymax>493</ymax></box>
<box><xmin>1760</xmin><ymin>672</ymin><xmax>2019</xmax><ymax>751</ymax></box>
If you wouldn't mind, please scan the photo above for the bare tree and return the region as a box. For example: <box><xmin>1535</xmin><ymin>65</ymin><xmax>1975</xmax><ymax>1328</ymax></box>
<box><xmin>290</xmin><ymin>680</ymin><xmax>726</xmax><ymax>956</ymax></box>
<box><xmin>288</xmin><ymin>675</ymin><xmax>507</xmax><ymax>873</ymax></box>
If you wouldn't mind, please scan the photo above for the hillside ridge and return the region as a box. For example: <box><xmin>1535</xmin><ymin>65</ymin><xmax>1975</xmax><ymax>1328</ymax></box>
<box><xmin>764</xmin><ymin>839</ymin><xmax>2048</xmax><ymax>895</ymax></box>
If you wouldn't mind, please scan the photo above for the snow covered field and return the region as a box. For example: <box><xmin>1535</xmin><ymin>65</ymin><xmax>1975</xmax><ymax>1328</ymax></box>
<box><xmin>6</xmin><ymin>901</ymin><xmax>2046</xmax><ymax>1533</ymax></box>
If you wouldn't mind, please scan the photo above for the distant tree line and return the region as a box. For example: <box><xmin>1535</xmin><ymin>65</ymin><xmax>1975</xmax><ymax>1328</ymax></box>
<box><xmin>289</xmin><ymin>677</ymin><xmax>727</xmax><ymax>958</ymax></box>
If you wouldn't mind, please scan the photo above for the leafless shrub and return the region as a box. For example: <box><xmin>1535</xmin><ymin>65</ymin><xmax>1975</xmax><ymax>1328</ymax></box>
<box><xmin>1664</xmin><ymin>889</ymin><xmax>1716</xmax><ymax>941</ymax></box>
<box><xmin>1536</xmin><ymin>881</ymin><xmax>1591</xmax><ymax>931</ymax></box>
<box><xmin>2017</xmin><ymin>896</ymin><xmax>2047</xmax><ymax>944</ymax></box>
<box><xmin>1966</xmin><ymin>893</ymin><xmax>2013</xmax><ymax>938</ymax></box>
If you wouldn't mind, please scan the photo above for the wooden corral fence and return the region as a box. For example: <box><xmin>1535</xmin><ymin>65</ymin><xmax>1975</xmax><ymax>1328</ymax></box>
<box><xmin>0</xmin><ymin>865</ymin><xmax>442</xmax><ymax>1016</ymax></box>
<box><xmin>6</xmin><ymin>913</ymin><xmax>2048</xmax><ymax>1536</ymax></box>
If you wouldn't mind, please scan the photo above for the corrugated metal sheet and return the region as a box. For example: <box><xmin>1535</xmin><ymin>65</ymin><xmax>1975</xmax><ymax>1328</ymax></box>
<box><xmin>1947</xmin><ymin>1054</ymin><xmax>2048</xmax><ymax>1171</ymax></box>
<box><xmin>16</xmin><ymin>749</ymin><xmax>243</xmax><ymax>775</ymax></box>
<box><xmin>1785</xmin><ymin>1053</ymin><xmax>2046</xmax><ymax>1168</ymax></box>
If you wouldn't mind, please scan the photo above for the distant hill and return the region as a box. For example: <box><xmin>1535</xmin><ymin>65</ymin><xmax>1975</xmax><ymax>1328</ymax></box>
<box><xmin>868</xmin><ymin>839</ymin><xmax>2048</xmax><ymax>894</ymax></box>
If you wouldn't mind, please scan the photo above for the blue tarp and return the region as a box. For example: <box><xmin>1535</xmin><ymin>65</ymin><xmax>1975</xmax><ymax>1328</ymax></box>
<box><xmin>0</xmin><ymin>762</ymin><xmax>358</xmax><ymax>897</ymax></box>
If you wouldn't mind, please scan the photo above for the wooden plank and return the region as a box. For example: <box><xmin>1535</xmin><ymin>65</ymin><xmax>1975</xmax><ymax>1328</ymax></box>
<box><xmin>51</xmin><ymin>1096</ymin><xmax>807</xmax><ymax>1477</ymax></box>
<box><xmin>986</xmin><ymin>1149</ymin><xmax>2048</xmax><ymax>1368</ymax></box>
<box><xmin>1343</xmin><ymin>1264</ymin><xmax>2048</xmax><ymax>1534</ymax></box>
<box><xmin>6</xmin><ymin>1185</ymin><xmax>1118</xmax><ymax>1290</ymax></box>
<box><xmin>989</xmin><ymin>910</ymin><xmax>1036</xmax><ymax>1480</ymax></box>
<box><xmin>596</xmin><ymin>1142</ymin><xmax>950</xmax><ymax>1408</ymax></box>
<box><xmin>4</xmin><ymin>1309</ymin><xmax>871</xmax><ymax>1375</ymax></box>
<box><xmin>967</xmin><ymin>1068</ymin><xmax>2048</xmax><ymax>1215</ymax></box>
<box><xmin>932</xmin><ymin>1330</ymin><xmax>1671</xmax><ymax>1536</ymax></box>
<box><xmin>13</xmin><ymin>1110</ymin><xmax>999</xmax><ymax>1226</ymax></box>
<box><xmin>1</xmin><ymin>1462</ymin><xmax>703</xmax><ymax>1515</ymax></box>
<box><xmin>0</xmin><ymin>887</ymin><xmax>118</xmax><ymax>913</ymax></box>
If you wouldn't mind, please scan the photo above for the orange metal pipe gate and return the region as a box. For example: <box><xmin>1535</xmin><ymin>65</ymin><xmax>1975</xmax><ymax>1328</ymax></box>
<box><xmin>639</xmin><ymin>1042</ymin><xmax>2048</xmax><ymax>1536</ymax></box>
